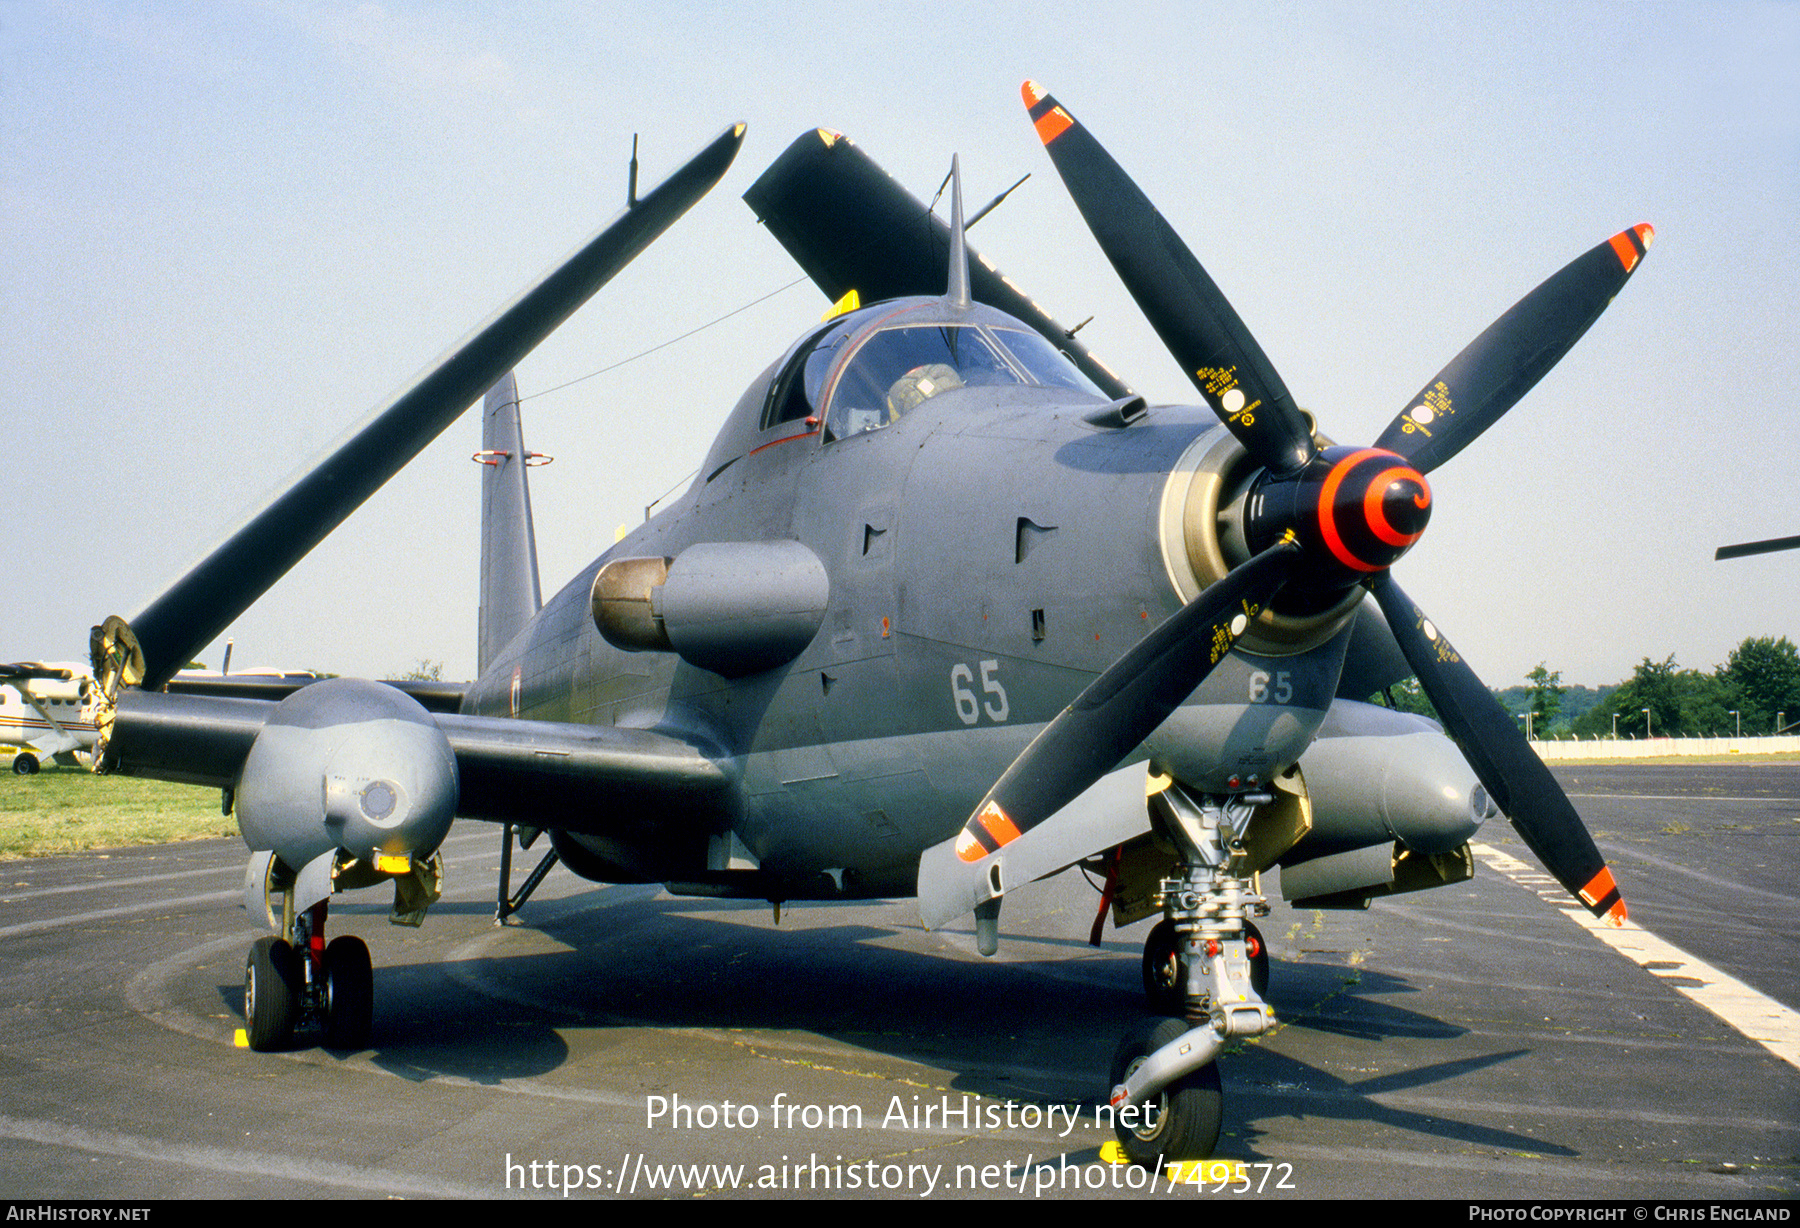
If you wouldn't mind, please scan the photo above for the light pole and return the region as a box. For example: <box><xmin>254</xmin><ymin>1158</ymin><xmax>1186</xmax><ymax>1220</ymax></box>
<box><xmin>1518</xmin><ymin>711</ymin><xmax>1535</xmax><ymax>740</ymax></box>
<box><xmin>1731</xmin><ymin>710</ymin><xmax>1741</xmax><ymax>738</ymax></box>
<box><xmin>1643</xmin><ymin>708</ymin><xmax>1652</xmax><ymax>738</ymax></box>
<box><xmin>1611</xmin><ymin>712</ymin><xmax>1619</xmax><ymax>738</ymax></box>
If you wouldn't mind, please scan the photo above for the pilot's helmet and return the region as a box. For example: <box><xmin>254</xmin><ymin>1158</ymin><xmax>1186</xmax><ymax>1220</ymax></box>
<box><xmin>885</xmin><ymin>363</ymin><xmax>964</xmax><ymax>421</ymax></box>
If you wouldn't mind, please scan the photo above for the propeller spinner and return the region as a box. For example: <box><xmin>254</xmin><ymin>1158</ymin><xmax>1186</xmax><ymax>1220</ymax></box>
<box><xmin>937</xmin><ymin>83</ymin><xmax>1649</xmax><ymax>931</ymax></box>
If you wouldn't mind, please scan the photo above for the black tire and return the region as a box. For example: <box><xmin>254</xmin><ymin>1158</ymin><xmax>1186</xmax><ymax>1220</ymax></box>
<box><xmin>1243</xmin><ymin>919</ymin><xmax>1270</xmax><ymax>1000</ymax></box>
<box><xmin>323</xmin><ymin>935</ymin><xmax>374</xmax><ymax>1050</ymax></box>
<box><xmin>245</xmin><ymin>936</ymin><xmax>299</xmax><ymax>1051</ymax></box>
<box><xmin>1142</xmin><ymin>919</ymin><xmax>1270</xmax><ymax>1014</ymax></box>
<box><xmin>13</xmin><ymin>753</ymin><xmax>39</xmax><ymax>776</ymax></box>
<box><xmin>1141</xmin><ymin>919</ymin><xmax>1183</xmax><ymax>1015</ymax></box>
<box><xmin>1109</xmin><ymin>1017</ymin><xmax>1224</xmax><ymax>1165</ymax></box>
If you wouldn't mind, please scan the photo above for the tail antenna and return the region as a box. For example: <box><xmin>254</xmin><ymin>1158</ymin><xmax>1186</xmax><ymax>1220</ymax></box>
<box><xmin>946</xmin><ymin>154</ymin><xmax>971</xmax><ymax>308</ymax></box>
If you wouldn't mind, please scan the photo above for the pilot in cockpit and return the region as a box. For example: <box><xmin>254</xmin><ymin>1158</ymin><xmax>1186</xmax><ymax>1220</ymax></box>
<box><xmin>824</xmin><ymin>324</ymin><xmax>1015</xmax><ymax>440</ymax></box>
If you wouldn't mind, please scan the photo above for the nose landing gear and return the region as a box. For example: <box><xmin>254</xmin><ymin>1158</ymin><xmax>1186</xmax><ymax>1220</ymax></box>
<box><xmin>1143</xmin><ymin>916</ymin><xmax>1268</xmax><ymax>1016</ymax></box>
<box><xmin>1112</xmin><ymin>784</ymin><xmax>1275</xmax><ymax>1165</ymax></box>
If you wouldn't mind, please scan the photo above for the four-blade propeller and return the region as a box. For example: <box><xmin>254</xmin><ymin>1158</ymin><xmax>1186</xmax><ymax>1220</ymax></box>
<box><xmin>935</xmin><ymin>83</ymin><xmax>1649</xmax><ymax>929</ymax></box>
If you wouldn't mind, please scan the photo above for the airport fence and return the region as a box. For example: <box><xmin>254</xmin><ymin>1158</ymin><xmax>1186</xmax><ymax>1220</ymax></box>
<box><xmin>1530</xmin><ymin>734</ymin><xmax>1800</xmax><ymax>759</ymax></box>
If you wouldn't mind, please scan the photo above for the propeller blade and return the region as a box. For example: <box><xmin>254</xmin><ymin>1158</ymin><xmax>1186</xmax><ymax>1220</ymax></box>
<box><xmin>1369</xmin><ymin>572</ymin><xmax>1626</xmax><ymax>925</ymax></box>
<box><xmin>1021</xmin><ymin>81</ymin><xmax>1315</xmax><ymax>475</ymax></box>
<box><xmin>942</xmin><ymin>535</ymin><xmax>1299</xmax><ymax>879</ymax></box>
<box><xmin>1376</xmin><ymin>225</ymin><xmax>1654</xmax><ymax>473</ymax></box>
<box><xmin>1716</xmin><ymin>534</ymin><xmax>1800</xmax><ymax>561</ymax></box>
<box><xmin>117</xmin><ymin>124</ymin><xmax>746</xmax><ymax>691</ymax></box>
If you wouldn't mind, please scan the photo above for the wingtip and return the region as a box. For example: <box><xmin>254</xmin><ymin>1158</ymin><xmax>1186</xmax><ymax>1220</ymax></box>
<box><xmin>1021</xmin><ymin>79</ymin><xmax>1046</xmax><ymax>106</ymax></box>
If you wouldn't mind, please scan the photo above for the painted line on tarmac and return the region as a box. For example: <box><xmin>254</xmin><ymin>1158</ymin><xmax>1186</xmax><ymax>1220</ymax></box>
<box><xmin>1472</xmin><ymin>842</ymin><xmax>1800</xmax><ymax>1071</ymax></box>
<box><xmin>0</xmin><ymin>863</ymin><xmax>236</xmax><ymax>903</ymax></box>
<box><xmin>1562</xmin><ymin>793</ymin><xmax>1800</xmax><ymax>803</ymax></box>
<box><xmin>0</xmin><ymin>830</ymin><xmax>499</xmax><ymax>939</ymax></box>
<box><xmin>0</xmin><ymin>1113</ymin><xmax>492</xmax><ymax>1198</ymax></box>
<box><xmin>0</xmin><ymin>890</ymin><xmax>239</xmax><ymax>940</ymax></box>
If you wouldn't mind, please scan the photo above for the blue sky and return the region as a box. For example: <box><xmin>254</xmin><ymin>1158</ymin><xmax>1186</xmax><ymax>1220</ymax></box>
<box><xmin>3</xmin><ymin>1</ymin><xmax>1795</xmax><ymax>688</ymax></box>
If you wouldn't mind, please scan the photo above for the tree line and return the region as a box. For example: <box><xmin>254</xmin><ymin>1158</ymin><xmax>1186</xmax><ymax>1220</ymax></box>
<box><xmin>1382</xmin><ymin>636</ymin><xmax>1800</xmax><ymax>739</ymax></box>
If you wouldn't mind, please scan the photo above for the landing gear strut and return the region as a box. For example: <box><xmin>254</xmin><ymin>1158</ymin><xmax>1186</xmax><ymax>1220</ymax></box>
<box><xmin>1110</xmin><ymin>1017</ymin><xmax>1226</xmax><ymax>1166</ymax></box>
<box><xmin>1111</xmin><ymin>784</ymin><xmax>1275</xmax><ymax>1164</ymax></box>
<box><xmin>1143</xmin><ymin>916</ymin><xmax>1268</xmax><ymax>1015</ymax></box>
<box><xmin>495</xmin><ymin>821</ymin><xmax>559</xmax><ymax>924</ymax></box>
<box><xmin>242</xmin><ymin>899</ymin><xmax>373</xmax><ymax>1051</ymax></box>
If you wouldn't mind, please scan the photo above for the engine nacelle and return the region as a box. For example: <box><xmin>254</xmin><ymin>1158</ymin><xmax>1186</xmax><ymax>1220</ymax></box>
<box><xmin>1295</xmin><ymin>699</ymin><xmax>1494</xmax><ymax>857</ymax></box>
<box><xmin>235</xmin><ymin>678</ymin><xmax>457</xmax><ymax>870</ymax></box>
<box><xmin>592</xmin><ymin>540</ymin><xmax>829</xmax><ymax>677</ymax></box>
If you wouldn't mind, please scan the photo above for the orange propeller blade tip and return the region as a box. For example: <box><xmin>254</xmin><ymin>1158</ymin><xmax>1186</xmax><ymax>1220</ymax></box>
<box><xmin>1609</xmin><ymin>223</ymin><xmax>1655</xmax><ymax>272</ymax></box>
<box><xmin>1580</xmin><ymin>865</ymin><xmax>1627</xmax><ymax>925</ymax></box>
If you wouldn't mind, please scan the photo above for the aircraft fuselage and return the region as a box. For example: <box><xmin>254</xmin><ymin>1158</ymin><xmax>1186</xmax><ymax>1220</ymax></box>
<box><xmin>466</xmin><ymin>303</ymin><xmax>1346</xmax><ymax>896</ymax></box>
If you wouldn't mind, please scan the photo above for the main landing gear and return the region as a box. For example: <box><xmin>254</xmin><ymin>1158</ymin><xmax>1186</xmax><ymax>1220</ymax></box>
<box><xmin>243</xmin><ymin>899</ymin><xmax>373</xmax><ymax>1051</ymax></box>
<box><xmin>1111</xmin><ymin>785</ymin><xmax>1275</xmax><ymax>1166</ymax></box>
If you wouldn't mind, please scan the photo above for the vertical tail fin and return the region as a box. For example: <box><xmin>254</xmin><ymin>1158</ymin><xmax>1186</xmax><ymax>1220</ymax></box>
<box><xmin>476</xmin><ymin>373</ymin><xmax>543</xmax><ymax>675</ymax></box>
<box><xmin>945</xmin><ymin>154</ymin><xmax>970</xmax><ymax>308</ymax></box>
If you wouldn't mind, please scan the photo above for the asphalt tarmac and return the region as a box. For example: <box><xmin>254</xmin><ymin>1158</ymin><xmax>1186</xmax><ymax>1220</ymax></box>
<box><xmin>2</xmin><ymin>763</ymin><xmax>1795</xmax><ymax>1200</ymax></box>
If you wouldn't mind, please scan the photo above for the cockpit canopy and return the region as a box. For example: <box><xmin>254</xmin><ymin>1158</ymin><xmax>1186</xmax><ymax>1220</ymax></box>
<box><xmin>762</xmin><ymin>299</ymin><xmax>1103</xmax><ymax>442</ymax></box>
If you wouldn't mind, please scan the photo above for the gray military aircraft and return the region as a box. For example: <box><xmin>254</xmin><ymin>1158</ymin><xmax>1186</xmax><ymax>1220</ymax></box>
<box><xmin>83</xmin><ymin>84</ymin><xmax>1652</xmax><ymax>1162</ymax></box>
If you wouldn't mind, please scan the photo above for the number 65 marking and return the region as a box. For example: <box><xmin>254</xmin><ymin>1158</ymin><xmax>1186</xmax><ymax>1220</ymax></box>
<box><xmin>1248</xmin><ymin>670</ymin><xmax>1292</xmax><ymax>704</ymax></box>
<box><xmin>951</xmin><ymin>660</ymin><xmax>1010</xmax><ymax>725</ymax></box>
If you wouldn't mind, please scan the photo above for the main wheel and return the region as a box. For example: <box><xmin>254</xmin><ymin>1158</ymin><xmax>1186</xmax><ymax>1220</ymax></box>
<box><xmin>323</xmin><ymin>935</ymin><xmax>373</xmax><ymax>1050</ymax></box>
<box><xmin>245</xmin><ymin>936</ymin><xmax>299</xmax><ymax>1051</ymax></box>
<box><xmin>1142</xmin><ymin>919</ymin><xmax>1270</xmax><ymax>1014</ymax></box>
<box><xmin>12</xmin><ymin>753</ymin><xmax>39</xmax><ymax>776</ymax></box>
<box><xmin>1109</xmin><ymin>1017</ymin><xmax>1224</xmax><ymax>1165</ymax></box>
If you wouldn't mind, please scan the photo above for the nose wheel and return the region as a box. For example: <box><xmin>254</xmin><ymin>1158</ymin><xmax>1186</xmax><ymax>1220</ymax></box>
<box><xmin>1110</xmin><ymin>1017</ymin><xmax>1225</xmax><ymax>1166</ymax></box>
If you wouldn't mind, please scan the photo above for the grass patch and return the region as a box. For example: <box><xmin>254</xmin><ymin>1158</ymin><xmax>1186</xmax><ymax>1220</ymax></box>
<box><xmin>0</xmin><ymin>766</ymin><xmax>235</xmax><ymax>859</ymax></box>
